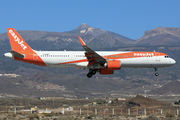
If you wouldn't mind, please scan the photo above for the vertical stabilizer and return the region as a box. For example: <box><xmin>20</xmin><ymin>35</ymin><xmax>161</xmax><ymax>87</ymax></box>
<box><xmin>6</xmin><ymin>28</ymin><xmax>33</xmax><ymax>53</ymax></box>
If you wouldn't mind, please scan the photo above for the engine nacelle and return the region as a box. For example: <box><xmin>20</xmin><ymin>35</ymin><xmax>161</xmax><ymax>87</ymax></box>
<box><xmin>104</xmin><ymin>60</ymin><xmax>121</xmax><ymax>70</ymax></box>
<box><xmin>100</xmin><ymin>60</ymin><xmax>121</xmax><ymax>75</ymax></box>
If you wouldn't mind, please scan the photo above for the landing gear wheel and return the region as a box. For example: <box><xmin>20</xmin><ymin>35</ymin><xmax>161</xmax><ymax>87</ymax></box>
<box><xmin>155</xmin><ymin>73</ymin><xmax>159</xmax><ymax>76</ymax></box>
<box><xmin>87</xmin><ymin>73</ymin><xmax>92</xmax><ymax>78</ymax></box>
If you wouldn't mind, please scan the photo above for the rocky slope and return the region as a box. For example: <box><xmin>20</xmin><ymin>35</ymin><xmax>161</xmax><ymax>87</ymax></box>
<box><xmin>152</xmin><ymin>80</ymin><xmax>180</xmax><ymax>95</ymax></box>
<box><xmin>135</xmin><ymin>27</ymin><xmax>180</xmax><ymax>46</ymax></box>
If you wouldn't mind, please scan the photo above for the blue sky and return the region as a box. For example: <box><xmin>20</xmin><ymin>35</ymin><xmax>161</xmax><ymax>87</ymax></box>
<box><xmin>0</xmin><ymin>0</ymin><xmax>180</xmax><ymax>39</ymax></box>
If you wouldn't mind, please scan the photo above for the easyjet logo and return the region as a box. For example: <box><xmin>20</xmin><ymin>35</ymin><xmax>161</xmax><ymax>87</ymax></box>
<box><xmin>134</xmin><ymin>53</ymin><xmax>154</xmax><ymax>56</ymax></box>
<box><xmin>9</xmin><ymin>29</ymin><xmax>27</xmax><ymax>50</ymax></box>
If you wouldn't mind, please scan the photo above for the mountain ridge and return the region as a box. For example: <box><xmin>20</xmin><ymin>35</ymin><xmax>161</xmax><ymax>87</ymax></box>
<box><xmin>69</xmin><ymin>23</ymin><xmax>108</xmax><ymax>37</ymax></box>
<box><xmin>135</xmin><ymin>27</ymin><xmax>180</xmax><ymax>45</ymax></box>
<box><xmin>2</xmin><ymin>24</ymin><xmax>180</xmax><ymax>47</ymax></box>
<box><xmin>1</xmin><ymin>24</ymin><xmax>134</xmax><ymax>50</ymax></box>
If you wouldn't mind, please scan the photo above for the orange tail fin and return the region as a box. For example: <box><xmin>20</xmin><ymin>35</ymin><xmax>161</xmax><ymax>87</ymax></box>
<box><xmin>6</xmin><ymin>28</ymin><xmax>33</xmax><ymax>53</ymax></box>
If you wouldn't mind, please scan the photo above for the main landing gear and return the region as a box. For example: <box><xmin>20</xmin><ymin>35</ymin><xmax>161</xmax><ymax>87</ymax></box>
<box><xmin>87</xmin><ymin>69</ymin><xmax>96</xmax><ymax>78</ymax></box>
<box><xmin>154</xmin><ymin>67</ymin><xmax>159</xmax><ymax>76</ymax></box>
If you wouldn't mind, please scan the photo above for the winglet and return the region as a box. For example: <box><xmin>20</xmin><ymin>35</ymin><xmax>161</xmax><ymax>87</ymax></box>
<box><xmin>78</xmin><ymin>36</ymin><xmax>86</xmax><ymax>46</ymax></box>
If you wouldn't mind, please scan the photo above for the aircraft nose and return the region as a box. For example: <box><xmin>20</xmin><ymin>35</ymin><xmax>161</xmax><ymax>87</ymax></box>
<box><xmin>170</xmin><ymin>58</ymin><xmax>176</xmax><ymax>65</ymax></box>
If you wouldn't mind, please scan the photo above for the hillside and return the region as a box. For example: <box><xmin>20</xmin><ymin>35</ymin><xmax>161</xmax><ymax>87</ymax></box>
<box><xmin>152</xmin><ymin>80</ymin><xmax>180</xmax><ymax>95</ymax></box>
<box><xmin>126</xmin><ymin>95</ymin><xmax>168</xmax><ymax>108</ymax></box>
<box><xmin>0</xmin><ymin>66</ymin><xmax>179</xmax><ymax>98</ymax></box>
<box><xmin>135</xmin><ymin>27</ymin><xmax>180</xmax><ymax>46</ymax></box>
<box><xmin>0</xmin><ymin>68</ymin><xmax>169</xmax><ymax>98</ymax></box>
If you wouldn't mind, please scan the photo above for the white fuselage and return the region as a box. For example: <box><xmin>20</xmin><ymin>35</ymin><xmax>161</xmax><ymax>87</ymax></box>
<box><xmin>34</xmin><ymin>51</ymin><xmax>176</xmax><ymax>68</ymax></box>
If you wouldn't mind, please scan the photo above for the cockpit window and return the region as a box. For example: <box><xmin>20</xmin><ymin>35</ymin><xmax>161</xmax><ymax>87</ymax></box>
<box><xmin>164</xmin><ymin>56</ymin><xmax>169</xmax><ymax>58</ymax></box>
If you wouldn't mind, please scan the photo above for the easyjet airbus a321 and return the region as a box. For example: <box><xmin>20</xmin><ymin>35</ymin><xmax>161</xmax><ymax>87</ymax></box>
<box><xmin>4</xmin><ymin>28</ymin><xmax>176</xmax><ymax>78</ymax></box>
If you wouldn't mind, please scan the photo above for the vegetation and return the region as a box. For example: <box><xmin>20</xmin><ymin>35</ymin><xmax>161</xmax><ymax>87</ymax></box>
<box><xmin>174</xmin><ymin>100</ymin><xmax>180</xmax><ymax>105</ymax></box>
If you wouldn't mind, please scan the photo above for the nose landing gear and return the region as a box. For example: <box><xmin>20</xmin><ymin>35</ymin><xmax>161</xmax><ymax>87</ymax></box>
<box><xmin>154</xmin><ymin>67</ymin><xmax>159</xmax><ymax>76</ymax></box>
<box><xmin>155</xmin><ymin>72</ymin><xmax>159</xmax><ymax>76</ymax></box>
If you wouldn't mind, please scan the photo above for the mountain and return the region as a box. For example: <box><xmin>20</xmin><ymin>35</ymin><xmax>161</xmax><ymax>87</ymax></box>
<box><xmin>69</xmin><ymin>23</ymin><xmax>134</xmax><ymax>48</ymax></box>
<box><xmin>2</xmin><ymin>25</ymin><xmax>180</xmax><ymax>48</ymax></box>
<box><xmin>70</xmin><ymin>24</ymin><xmax>180</xmax><ymax>47</ymax></box>
<box><xmin>0</xmin><ymin>24</ymin><xmax>133</xmax><ymax>50</ymax></box>
<box><xmin>69</xmin><ymin>23</ymin><xmax>106</xmax><ymax>37</ymax></box>
<box><xmin>135</xmin><ymin>27</ymin><xmax>180</xmax><ymax>46</ymax></box>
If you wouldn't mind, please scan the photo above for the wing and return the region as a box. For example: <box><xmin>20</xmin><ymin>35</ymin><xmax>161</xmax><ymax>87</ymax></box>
<box><xmin>78</xmin><ymin>36</ymin><xmax>106</xmax><ymax>68</ymax></box>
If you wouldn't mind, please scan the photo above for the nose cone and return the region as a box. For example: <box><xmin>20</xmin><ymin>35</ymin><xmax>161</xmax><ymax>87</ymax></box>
<box><xmin>170</xmin><ymin>58</ymin><xmax>176</xmax><ymax>65</ymax></box>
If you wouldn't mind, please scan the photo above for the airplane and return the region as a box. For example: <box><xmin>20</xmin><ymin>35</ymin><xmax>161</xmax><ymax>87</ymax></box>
<box><xmin>4</xmin><ymin>28</ymin><xmax>176</xmax><ymax>78</ymax></box>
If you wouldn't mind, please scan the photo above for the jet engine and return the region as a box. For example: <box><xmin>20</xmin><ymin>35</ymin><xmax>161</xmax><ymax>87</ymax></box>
<box><xmin>100</xmin><ymin>60</ymin><xmax>121</xmax><ymax>75</ymax></box>
<box><xmin>104</xmin><ymin>60</ymin><xmax>121</xmax><ymax>70</ymax></box>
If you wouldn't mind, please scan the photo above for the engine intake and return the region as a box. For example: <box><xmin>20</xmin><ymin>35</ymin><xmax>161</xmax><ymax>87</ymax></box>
<box><xmin>104</xmin><ymin>60</ymin><xmax>121</xmax><ymax>70</ymax></box>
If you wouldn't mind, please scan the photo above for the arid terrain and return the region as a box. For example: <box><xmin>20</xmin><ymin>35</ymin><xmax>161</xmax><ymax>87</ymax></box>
<box><xmin>0</xmin><ymin>95</ymin><xmax>179</xmax><ymax>120</ymax></box>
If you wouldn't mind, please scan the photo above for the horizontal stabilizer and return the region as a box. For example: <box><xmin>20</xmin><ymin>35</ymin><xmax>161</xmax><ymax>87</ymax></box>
<box><xmin>9</xmin><ymin>50</ymin><xmax>24</xmax><ymax>58</ymax></box>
